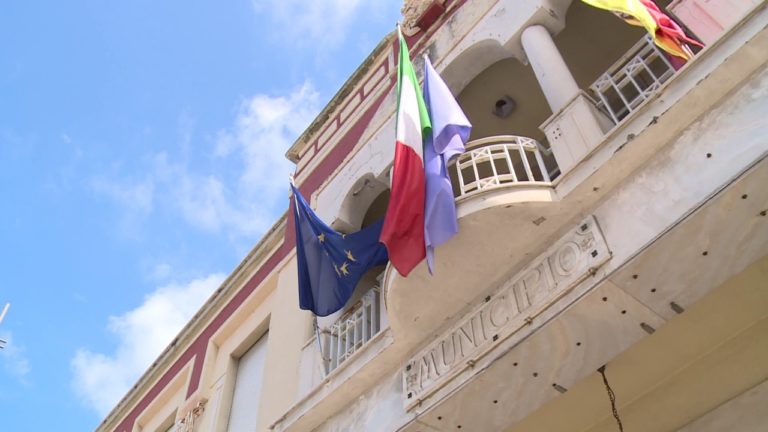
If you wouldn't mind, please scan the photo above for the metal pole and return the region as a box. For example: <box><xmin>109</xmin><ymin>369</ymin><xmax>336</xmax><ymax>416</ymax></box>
<box><xmin>314</xmin><ymin>317</ymin><xmax>329</xmax><ymax>376</ymax></box>
<box><xmin>0</xmin><ymin>303</ymin><xmax>9</xmax><ymax>324</ymax></box>
<box><xmin>0</xmin><ymin>303</ymin><xmax>8</xmax><ymax>350</ymax></box>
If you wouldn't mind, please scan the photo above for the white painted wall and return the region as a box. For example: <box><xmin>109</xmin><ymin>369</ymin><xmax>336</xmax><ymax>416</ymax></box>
<box><xmin>313</xmin><ymin>370</ymin><xmax>411</xmax><ymax>432</ymax></box>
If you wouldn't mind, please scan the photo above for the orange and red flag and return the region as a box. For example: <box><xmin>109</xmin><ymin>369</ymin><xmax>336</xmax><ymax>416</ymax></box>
<box><xmin>581</xmin><ymin>0</ymin><xmax>703</xmax><ymax>60</ymax></box>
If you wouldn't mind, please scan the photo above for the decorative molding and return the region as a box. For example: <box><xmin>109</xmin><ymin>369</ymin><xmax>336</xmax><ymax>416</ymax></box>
<box><xmin>295</xmin><ymin>50</ymin><xmax>395</xmax><ymax>181</ymax></box>
<box><xmin>175</xmin><ymin>399</ymin><xmax>206</xmax><ymax>432</ymax></box>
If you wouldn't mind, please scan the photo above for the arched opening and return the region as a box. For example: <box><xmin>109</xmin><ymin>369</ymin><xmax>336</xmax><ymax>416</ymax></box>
<box><xmin>341</xmin><ymin>188</ymin><xmax>390</xmax><ymax>309</ymax></box>
<box><xmin>361</xmin><ymin>189</ymin><xmax>390</xmax><ymax>228</ymax></box>
<box><xmin>331</xmin><ymin>174</ymin><xmax>389</xmax><ymax>233</ymax></box>
<box><xmin>438</xmin><ymin>38</ymin><xmax>514</xmax><ymax>96</ymax></box>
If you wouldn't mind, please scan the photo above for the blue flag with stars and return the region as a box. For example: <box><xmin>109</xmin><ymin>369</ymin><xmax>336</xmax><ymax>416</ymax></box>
<box><xmin>291</xmin><ymin>185</ymin><xmax>389</xmax><ymax>317</ymax></box>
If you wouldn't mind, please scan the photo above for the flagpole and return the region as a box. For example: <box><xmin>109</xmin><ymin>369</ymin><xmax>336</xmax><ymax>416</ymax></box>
<box><xmin>0</xmin><ymin>303</ymin><xmax>8</xmax><ymax>350</ymax></box>
<box><xmin>313</xmin><ymin>317</ymin><xmax>329</xmax><ymax>376</ymax></box>
<box><xmin>289</xmin><ymin>174</ymin><xmax>299</xmax><ymax>214</ymax></box>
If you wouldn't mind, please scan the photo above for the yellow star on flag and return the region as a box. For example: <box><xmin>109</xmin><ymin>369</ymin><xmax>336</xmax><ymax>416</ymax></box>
<box><xmin>339</xmin><ymin>262</ymin><xmax>350</xmax><ymax>276</ymax></box>
<box><xmin>345</xmin><ymin>250</ymin><xmax>357</xmax><ymax>262</ymax></box>
<box><xmin>317</xmin><ymin>233</ymin><xmax>325</xmax><ymax>243</ymax></box>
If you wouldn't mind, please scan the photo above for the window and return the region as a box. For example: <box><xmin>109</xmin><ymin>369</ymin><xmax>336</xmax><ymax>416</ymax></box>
<box><xmin>227</xmin><ymin>332</ymin><xmax>269</xmax><ymax>432</ymax></box>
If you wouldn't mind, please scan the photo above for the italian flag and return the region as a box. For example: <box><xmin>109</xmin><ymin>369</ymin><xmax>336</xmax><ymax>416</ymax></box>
<box><xmin>381</xmin><ymin>30</ymin><xmax>432</xmax><ymax>277</ymax></box>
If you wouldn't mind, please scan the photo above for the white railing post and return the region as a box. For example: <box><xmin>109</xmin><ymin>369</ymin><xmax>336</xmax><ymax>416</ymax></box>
<box><xmin>323</xmin><ymin>282</ymin><xmax>383</xmax><ymax>374</ymax></box>
<box><xmin>517</xmin><ymin>143</ymin><xmax>534</xmax><ymax>182</ymax></box>
<box><xmin>470</xmin><ymin>151</ymin><xmax>481</xmax><ymax>192</ymax></box>
<box><xmin>503</xmin><ymin>145</ymin><xmax>518</xmax><ymax>183</ymax></box>
<box><xmin>338</xmin><ymin>322</ymin><xmax>344</xmax><ymax>366</ymax></box>
<box><xmin>533</xmin><ymin>145</ymin><xmax>551</xmax><ymax>183</ymax></box>
<box><xmin>589</xmin><ymin>36</ymin><xmax>676</xmax><ymax>125</ymax></box>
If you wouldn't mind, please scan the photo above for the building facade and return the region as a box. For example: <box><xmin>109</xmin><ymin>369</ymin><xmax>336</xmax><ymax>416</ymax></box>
<box><xmin>98</xmin><ymin>0</ymin><xmax>768</xmax><ymax>431</ymax></box>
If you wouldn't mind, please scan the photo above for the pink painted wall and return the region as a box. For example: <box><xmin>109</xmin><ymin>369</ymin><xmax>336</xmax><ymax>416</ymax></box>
<box><xmin>669</xmin><ymin>0</ymin><xmax>759</xmax><ymax>44</ymax></box>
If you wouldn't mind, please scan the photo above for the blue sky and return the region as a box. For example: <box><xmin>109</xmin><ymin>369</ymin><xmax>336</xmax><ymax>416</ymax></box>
<box><xmin>0</xmin><ymin>1</ymin><xmax>400</xmax><ymax>429</ymax></box>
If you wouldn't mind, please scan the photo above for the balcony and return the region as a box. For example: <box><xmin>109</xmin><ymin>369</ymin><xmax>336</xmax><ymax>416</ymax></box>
<box><xmin>322</xmin><ymin>286</ymin><xmax>381</xmax><ymax>373</ymax></box>
<box><xmin>296</xmin><ymin>275</ymin><xmax>388</xmax><ymax>400</ymax></box>
<box><xmin>590</xmin><ymin>36</ymin><xmax>677</xmax><ymax>126</ymax></box>
<box><xmin>382</xmin><ymin>135</ymin><xmax>561</xmax><ymax>349</ymax></box>
<box><xmin>289</xmin><ymin>278</ymin><xmax>396</xmax><ymax>431</ymax></box>
<box><xmin>382</xmin><ymin>30</ymin><xmax>688</xmax><ymax>356</ymax></box>
<box><xmin>541</xmin><ymin>34</ymin><xmax>690</xmax><ymax>176</ymax></box>
<box><xmin>452</xmin><ymin>135</ymin><xmax>558</xmax><ymax>199</ymax></box>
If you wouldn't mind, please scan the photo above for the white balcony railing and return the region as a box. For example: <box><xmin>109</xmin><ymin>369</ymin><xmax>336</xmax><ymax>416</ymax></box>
<box><xmin>453</xmin><ymin>135</ymin><xmax>555</xmax><ymax>198</ymax></box>
<box><xmin>324</xmin><ymin>286</ymin><xmax>381</xmax><ymax>373</ymax></box>
<box><xmin>590</xmin><ymin>35</ymin><xmax>677</xmax><ymax>125</ymax></box>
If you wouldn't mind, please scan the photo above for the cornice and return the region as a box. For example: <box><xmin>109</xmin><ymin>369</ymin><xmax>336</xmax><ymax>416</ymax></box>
<box><xmin>285</xmin><ymin>33</ymin><xmax>396</xmax><ymax>163</ymax></box>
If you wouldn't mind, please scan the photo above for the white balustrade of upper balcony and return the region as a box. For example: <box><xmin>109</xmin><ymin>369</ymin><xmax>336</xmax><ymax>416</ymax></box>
<box><xmin>589</xmin><ymin>35</ymin><xmax>677</xmax><ymax>125</ymax></box>
<box><xmin>531</xmin><ymin>0</ymin><xmax>697</xmax><ymax>177</ymax></box>
<box><xmin>452</xmin><ymin>135</ymin><xmax>558</xmax><ymax>200</ymax></box>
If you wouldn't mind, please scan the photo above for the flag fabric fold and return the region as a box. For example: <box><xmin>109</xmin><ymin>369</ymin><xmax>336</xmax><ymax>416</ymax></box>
<box><xmin>636</xmin><ymin>0</ymin><xmax>703</xmax><ymax>60</ymax></box>
<box><xmin>581</xmin><ymin>0</ymin><xmax>703</xmax><ymax>60</ymax></box>
<box><xmin>292</xmin><ymin>185</ymin><xmax>388</xmax><ymax>317</ymax></box>
<box><xmin>380</xmin><ymin>30</ymin><xmax>432</xmax><ymax>277</ymax></box>
<box><xmin>423</xmin><ymin>56</ymin><xmax>471</xmax><ymax>274</ymax></box>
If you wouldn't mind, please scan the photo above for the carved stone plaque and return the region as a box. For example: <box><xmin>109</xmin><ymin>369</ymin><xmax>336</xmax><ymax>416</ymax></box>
<box><xmin>403</xmin><ymin>216</ymin><xmax>610</xmax><ymax>407</ymax></box>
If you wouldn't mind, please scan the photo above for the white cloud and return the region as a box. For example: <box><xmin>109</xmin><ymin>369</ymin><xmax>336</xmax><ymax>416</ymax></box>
<box><xmin>0</xmin><ymin>332</ymin><xmax>30</xmax><ymax>384</ymax></box>
<box><xmin>93</xmin><ymin>83</ymin><xmax>320</xmax><ymax>241</ymax></box>
<box><xmin>221</xmin><ymin>82</ymin><xmax>320</xmax><ymax>203</ymax></box>
<box><xmin>160</xmin><ymin>83</ymin><xmax>320</xmax><ymax>236</ymax></box>
<box><xmin>71</xmin><ymin>273</ymin><xmax>225</xmax><ymax>416</ymax></box>
<box><xmin>201</xmin><ymin>84</ymin><xmax>321</xmax><ymax>235</ymax></box>
<box><xmin>150</xmin><ymin>263</ymin><xmax>172</xmax><ymax>281</ymax></box>
<box><xmin>91</xmin><ymin>176</ymin><xmax>155</xmax><ymax>216</ymax></box>
<box><xmin>253</xmin><ymin>0</ymin><xmax>365</xmax><ymax>47</ymax></box>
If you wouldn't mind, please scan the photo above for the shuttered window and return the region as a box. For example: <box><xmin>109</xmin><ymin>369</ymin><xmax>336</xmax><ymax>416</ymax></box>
<box><xmin>227</xmin><ymin>332</ymin><xmax>269</xmax><ymax>432</ymax></box>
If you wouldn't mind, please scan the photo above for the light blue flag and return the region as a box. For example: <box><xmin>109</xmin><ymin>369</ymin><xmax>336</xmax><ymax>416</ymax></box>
<box><xmin>423</xmin><ymin>56</ymin><xmax>472</xmax><ymax>274</ymax></box>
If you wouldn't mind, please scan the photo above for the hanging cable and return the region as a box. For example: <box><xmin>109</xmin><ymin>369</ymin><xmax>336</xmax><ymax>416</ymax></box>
<box><xmin>598</xmin><ymin>365</ymin><xmax>624</xmax><ymax>432</ymax></box>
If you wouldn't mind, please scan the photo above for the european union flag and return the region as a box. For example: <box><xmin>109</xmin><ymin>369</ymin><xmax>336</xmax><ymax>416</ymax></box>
<box><xmin>292</xmin><ymin>185</ymin><xmax>389</xmax><ymax>317</ymax></box>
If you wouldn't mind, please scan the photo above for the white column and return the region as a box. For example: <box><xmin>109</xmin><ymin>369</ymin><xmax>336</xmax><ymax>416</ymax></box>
<box><xmin>521</xmin><ymin>25</ymin><xmax>580</xmax><ymax>113</ymax></box>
